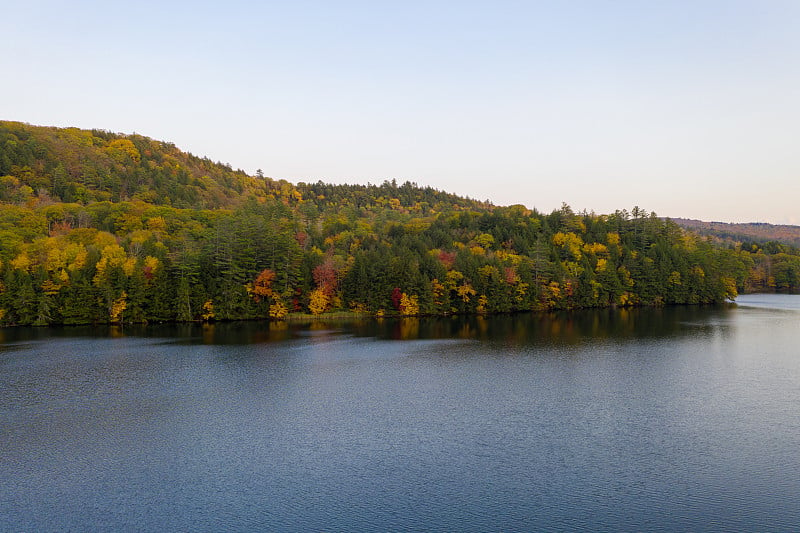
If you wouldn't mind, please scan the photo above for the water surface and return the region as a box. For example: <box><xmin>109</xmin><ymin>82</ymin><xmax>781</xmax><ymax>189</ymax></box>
<box><xmin>2</xmin><ymin>296</ymin><xmax>799</xmax><ymax>531</ymax></box>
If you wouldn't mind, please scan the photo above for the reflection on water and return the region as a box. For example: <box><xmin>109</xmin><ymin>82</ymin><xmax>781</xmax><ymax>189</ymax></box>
<box><xmin>1</xmin><ymin>296</ymin><xmax>799</xmax><ymax>532</ymax></box>
<box><xmin>0</xmin><ymin>304</ymin><xmax>737</xmax><ymax>347</ymax></box>
<box><xmin>362</xmin><ymin>305</ymin><xmax>735</xmax><ymax>345</ymax></box>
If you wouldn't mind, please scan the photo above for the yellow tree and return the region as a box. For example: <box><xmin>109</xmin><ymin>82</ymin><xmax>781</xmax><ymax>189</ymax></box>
<box><xmin>109</xmin><ymin>292</ymin><xmax>127</xmax><ymax>323</ymax></box>
<box><xmin>309</xmin><ymin>288</ymin><xmax>329</xmax><ymax>315</ymax></box>
<box><xmin>269</xmin><ymin>300</ymin><xmax>289</xmax><ymax>319</ymax></box>
<box><xmin>399</xmin><ymin>293</ymin><xmax>419</xmax><ymax>316</ymax></box>
<box><xmin>201</xmin><ymin>300</ymin><xmax>215</xmax><ymax>321</ymax></box>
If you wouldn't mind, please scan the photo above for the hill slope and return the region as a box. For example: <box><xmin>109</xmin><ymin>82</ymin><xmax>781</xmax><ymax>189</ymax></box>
<box><xmin>0</xmin><ymin>121</ymin><xmax>490</xmax><ymax>213</ymax></box>
<box><xmin>1</xmin><ymin>121</ymin><xmax>798</xmax><ymax>326</ymax></box>
<box><xmin>671</xmin><ymin>218</ymin><xmax>800</xmax><ymax>249</ymax></box>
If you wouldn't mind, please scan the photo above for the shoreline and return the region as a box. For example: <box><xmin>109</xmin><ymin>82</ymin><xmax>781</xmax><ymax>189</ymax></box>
<box><xmin>3</xmin><ymin>292</ymin><xmax>799</xmax><ymax>329</ymax></box>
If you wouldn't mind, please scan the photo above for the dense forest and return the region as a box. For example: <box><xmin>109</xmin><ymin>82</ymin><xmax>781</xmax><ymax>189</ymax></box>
<box><xmin>1</xmin><ymin>120</ymin><xmax>799</xmax><ymax>326</ymax></box>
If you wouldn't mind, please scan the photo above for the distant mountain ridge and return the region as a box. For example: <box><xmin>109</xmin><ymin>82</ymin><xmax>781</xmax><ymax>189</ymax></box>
<box><xmin>670</xmin><ymin>218</ymin><xmax>800</xmax><ymax>249</ymax></box>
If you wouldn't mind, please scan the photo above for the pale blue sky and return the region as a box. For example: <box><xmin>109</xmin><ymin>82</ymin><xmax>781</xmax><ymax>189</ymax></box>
<box><xmin>4</xmin><ymin>1</ymin><xmax>799</xmax><ymax>223</ymax></box>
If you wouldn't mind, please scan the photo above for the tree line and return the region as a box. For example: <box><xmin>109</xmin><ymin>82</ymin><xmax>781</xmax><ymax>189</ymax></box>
<box><xmin>0</xmin><ymin>121</ymin><xmax>798</xmax><ymax>325</ymax></box>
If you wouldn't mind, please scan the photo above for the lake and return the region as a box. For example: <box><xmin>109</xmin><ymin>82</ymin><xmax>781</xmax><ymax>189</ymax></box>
<box><xmin>2</xmin><ymin>294</ymin><xmax>799</xmax><ymax>531</ymax></box>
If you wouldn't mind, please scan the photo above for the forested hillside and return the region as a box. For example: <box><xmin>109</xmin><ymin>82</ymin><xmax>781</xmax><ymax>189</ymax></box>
<box><xmin>1</xmin><ymin>121</ymin><xmax>798</xmax><ymax>325</ymax></box>
<box><xmin>672</xmin><ymin>218</ymin><xmax>800</xmax><ymax>248</ymax></box>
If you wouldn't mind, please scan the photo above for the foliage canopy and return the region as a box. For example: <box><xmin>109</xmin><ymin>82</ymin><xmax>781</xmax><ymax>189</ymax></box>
<box><xmin>0</xmin><ymin>121</ymin><xmax>797</xmax><ymax>325</ymax></box>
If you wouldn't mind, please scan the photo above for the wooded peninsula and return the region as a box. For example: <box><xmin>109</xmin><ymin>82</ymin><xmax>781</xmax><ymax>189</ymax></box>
<box><xmin>1</xmin><ymin>120</ymin><xmax>798</xmax><ymax>326</ymax></box>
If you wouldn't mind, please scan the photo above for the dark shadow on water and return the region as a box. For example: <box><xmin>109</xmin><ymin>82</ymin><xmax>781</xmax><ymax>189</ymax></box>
<box><xmin>355</xmin><ymin>304</ymin><xmax>734</xmax><ymax>345</ymax></box>
<box><xmin>0</xmin><ymin>304</ymin><xmax>735</xmax><ymax>347</ymax></box>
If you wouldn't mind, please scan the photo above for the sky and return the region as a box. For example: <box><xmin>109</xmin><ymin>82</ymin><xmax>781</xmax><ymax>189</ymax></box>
<box><xmin>4</xmin><ymin>1</ymin><xmax>800</xmax><ymax>224</ymax></box>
